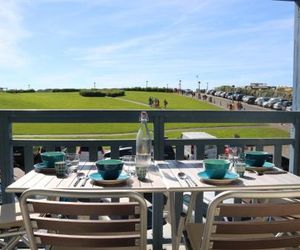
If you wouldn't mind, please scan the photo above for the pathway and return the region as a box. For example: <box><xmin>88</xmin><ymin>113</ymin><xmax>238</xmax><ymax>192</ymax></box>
<box><xmin>114</xmin><ymin>97</ymin><xmax>149</xmax><ymax>107</ymax></box>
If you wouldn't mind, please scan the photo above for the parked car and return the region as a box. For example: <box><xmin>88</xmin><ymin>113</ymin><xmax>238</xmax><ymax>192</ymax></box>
<box><xmin>286</xmin><ymin>106</ymin><xmax>292</xmax><ymax>111</ymax></box>
<box><xmin>262</xmin><ymin>98</ymin><xmax>281</xmax><ymax>108</ymax></box>
<box><xmin>242</xmin><ymin>95</ymin><xmax>251</xmax><ymax>102</ymax></box>
<box><xmin>225</xmin><ymin>92</ymin><xmax>233</xmax><ymax>99</ymax></box>
<box><xmin>255</xmin><ymin>97</ymin><xmax>270</xmax><ymax>106</ymax></box>
<box><xmin>235</xmin><ymin>94</ymin><xmax>245</xmax><ymax>101</ymax></box>
<box><xmin>220</xmin><ymin>92</ymin><xmax>227</xmax><ymax>98</ymax></box>
<box><xmin>243</xmin><ymin>96</ymin><xmax>256</xmax><ymax>104</ymax></box>
<box><xmin>282</xmin><ymin>101</ymin><xmax>292</xmax><ymax>110</ymax></box>
<box><xmin>246</xmin><ymin>96</ymin><xmax>256</xmax><ymax>104</ymax></box>
<box><xmin>273</xmin><ymin>100</ymin><xmax>291</xmax><ymax>110</ymax></box>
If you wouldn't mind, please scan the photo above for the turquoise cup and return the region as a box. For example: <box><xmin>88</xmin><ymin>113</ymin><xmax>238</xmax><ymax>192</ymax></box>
<box><xmin>203</xmin><ymin>159</ymin><xmax>230</xmax><ymax>179</ymax></box>
<box><xmin>41</xmin><ymin>152</ymin><xmax>65</xmax><ymax>168</ymax></box>
<box><xmin>245</xmin><ymin>151</ymin><xmax>270</xmax><ymax>167</ymax></box>
<box><xmin>95</xmin><ymin>159</ymin><xmax>123</xmax><ymax>180</ymax></box>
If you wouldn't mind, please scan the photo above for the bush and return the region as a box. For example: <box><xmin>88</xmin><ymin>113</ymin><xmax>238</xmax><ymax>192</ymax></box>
<box><xmin>100</xmin><ymin>89</ymin><xmax>125</xmax><ymax>97</ymax></box>
<box><xmin>79</xmin><ymin>89</ymin><xmax>125</xmax><ymax>97</ymax></box>
<box><xmin>6</xmin><ymin>89</ymin><xmax>36</xmax><ymax>93</ymax></box>
<box><xmin>123</xmin><ymin>87</ymin><xmax>175</xmax><ymax>93</ymax></box>
<box><xmin>79</xmin><ymin>89</ymin><xmax>106</xmax><ymax>97</ymax></box>
<box><xmin>52</xmin><ymin>88</ymin><xmax>79</xmax><ymax>92</ymax></box>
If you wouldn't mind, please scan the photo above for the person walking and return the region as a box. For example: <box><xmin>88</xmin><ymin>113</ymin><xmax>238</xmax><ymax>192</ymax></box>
<box><xmin>163</xmin><ymin>99</ymin><xmax>168</xmax><ymax>109</ymax></box>
<box><xmin>148</xmin><ymin>97</ymin><xmax>153</xmax><ymax>107</ymax></box>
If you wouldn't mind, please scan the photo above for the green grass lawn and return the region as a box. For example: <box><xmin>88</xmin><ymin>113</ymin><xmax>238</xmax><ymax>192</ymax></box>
<box><xmin>0</xmin><ymin>92</ymin><xmax>146</xmax><ymax>109</ymax></box>
<box><xmin>0</xmin><ymin>91</ymin><xmax>287</xmax><ymax>139</ymax></box>
<box><xmin>165</xmin><ymin>127</ymin><xmax>289</xmax><ymax>139</ymax></box>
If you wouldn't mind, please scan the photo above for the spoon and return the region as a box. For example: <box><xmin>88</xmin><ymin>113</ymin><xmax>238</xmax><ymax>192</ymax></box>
<box><xmin>178</xmin><ymin>172</ymin><xmax>198</xmax><ymax>186</ymax></box>
<box><xmin>73</xmin><ymin>172</ymin><xmax>84</xmax><ymax>187</ymax></box>
<box><xmin>178</xmin><ymin>172</ymin><xmax>191</xmax><ymax>186</ymax></box>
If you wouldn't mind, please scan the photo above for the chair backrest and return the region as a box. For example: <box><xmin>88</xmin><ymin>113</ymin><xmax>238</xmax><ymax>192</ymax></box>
<box><xmin>20</xmin><ymin>189</ymin><xmax>147</xmax><ymax>250</ymax></box>
<box><xmin>202</xmin><ymin>189</ymin><xmax>300</xmax><ymax>250</ymax></box>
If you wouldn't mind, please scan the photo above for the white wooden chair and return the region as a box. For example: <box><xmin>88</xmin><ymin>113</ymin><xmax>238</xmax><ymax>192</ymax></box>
<box><xmin>176</xmin><ymin>189</ymin><xmax>300</xmax><ymax>250</ymax></box>
<box><xmin>0</xmin><ymin>201</ymin><xmax>30</xmax><ymax>249</ymax></box>
<box><xmin>0</xmin><ymin>167</ymin><xmax>29</xmax><ymax>249</ymax></box>
<box><xmin>20</xmin><ymin>188</ymin><xmax>147</xmax><ymax>250</ymax></box>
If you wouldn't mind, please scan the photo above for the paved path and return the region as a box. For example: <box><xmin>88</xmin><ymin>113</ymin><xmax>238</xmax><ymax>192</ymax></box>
<box><xmin>196</xmin><ymin>94</ymin><xmax>291</xmax><ymax>132</ymax></box>
<box><xmin>114</xmin><ymin>97</ymin><xmax>149</xmax><ymax>107</ymax></box>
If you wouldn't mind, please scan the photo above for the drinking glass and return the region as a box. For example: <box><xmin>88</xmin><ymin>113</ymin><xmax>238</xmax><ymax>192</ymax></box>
<box><xmin>66</xmin><ymin>153</ymin><xmax>80</xmax><ymax>172</ymax></box>
<box><xmin>121</xmin><ymin>155</ymin><xmax>136</xmax><ymax>176</ymax></box>
<box><xmin>218</xmin><ymin>154</ymin><xmax>229</xmax><ymax>160</ymax></box>
<box><xmin>235</xmin><ymin>161</ymin><xmax>246</xmax><ymax>177</ymax></box>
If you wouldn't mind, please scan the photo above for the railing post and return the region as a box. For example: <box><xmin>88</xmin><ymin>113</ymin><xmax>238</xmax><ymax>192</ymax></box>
<box><xmin>273</xmin><ymin>145</ymin><xmax>282</xmax><ymax>169</ymax></box>
<box><xmin>153</xmin><ymin>114</ymin><xmax>164</xmax><ymax>160</ymax></box>
<box><xmin>24</xmin><ymin>145</ymin><xmax>34</xmax><ymax>173</ymax></box>
<box><xmin>175</xmin><ymin>145</ymin><xmax>184</xmax><ymax>160</ymax></box>
<box><xmin>111</xmin><ymin>145</ymin><xmax>120</xmax><ymax>159</ymax></box>
<box><xmin>290</xmin><ymin>117</ymin><xmax>300</xmax><ymax>175</ymax></box>
<box><xmin>89</xmin><ymin>146</ymin><xmax>98</xmax><ymax>162</ymax></box>
<box><xmin>0</xmin><ymin>113</ymin><xmax>14</xmax><ymax>203</ymax></box>
<box><xmin>196</xmin><ymin>144</ymin><xmax>205</xmax><ymax>160</ymax></box>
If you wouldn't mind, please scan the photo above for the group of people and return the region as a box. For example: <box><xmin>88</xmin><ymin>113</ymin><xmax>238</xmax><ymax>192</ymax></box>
<box><xmin>227</xmin><ymin>101</ymin><xmax>243</xmax><ymax>111</ymax></box>
<box><xmin>148</xmin><ymin>97</ymin><xmax>168</xmax><ymax>109</ymax></box>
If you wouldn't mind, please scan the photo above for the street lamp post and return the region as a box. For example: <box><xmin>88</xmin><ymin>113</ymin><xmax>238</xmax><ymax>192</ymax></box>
<box><xmin>146</xmin><ymin>80</ymin><xmax>148</xmax><ymax>88</ymax></box>
<box><xmin>198</xmin><ymin>81</ymin><xmax>201</xmax><ymax>99</ymax></box>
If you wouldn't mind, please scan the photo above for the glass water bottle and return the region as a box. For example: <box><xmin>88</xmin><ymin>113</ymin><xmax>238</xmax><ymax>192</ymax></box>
<box><xmin>136</xmin><ymin>111</ymin><xmax>151</xmax><ymax>179</ymax></box>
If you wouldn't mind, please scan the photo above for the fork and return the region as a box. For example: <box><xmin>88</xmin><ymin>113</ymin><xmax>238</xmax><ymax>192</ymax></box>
<box><xmin>73</xmin><ymin>172</ymin><xmax>84</xmax><ymax>187</ymax></box>
<box><xmin>81</xmin><ymin>175</ymin><xmax>89</xmax><ymax>187</ymax></box>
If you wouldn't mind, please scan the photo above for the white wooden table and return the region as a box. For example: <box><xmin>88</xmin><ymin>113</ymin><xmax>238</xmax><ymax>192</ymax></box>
<box><xmin>8</xmin><ymin>160</ymin><xmax>300</xmax><ymax>249</ymax></box>
<box><xmin>157</xmin><ymin>160</ymin><xmax>300</xmax><ymax>249</ymax></box>
<box><xmin>6</xmin><ymin>162</ymin><xmax>167</xmax><ymax>250</ymax></box>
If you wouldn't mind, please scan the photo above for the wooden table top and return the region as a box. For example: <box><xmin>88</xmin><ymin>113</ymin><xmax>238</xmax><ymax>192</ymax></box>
<box><xmin>158</xmin><ymin>160</ymin><xmax>300</xmax><ymax>192</ymax></box>
<box><xmin>7</xmin><ymin>160</ymin><xmax>300</xmax><ymax>194</ymax></box>
<box><xmin>6</xmin><ymin>162</ymin><xmax>166</xmax><ymax>193</ymax></box>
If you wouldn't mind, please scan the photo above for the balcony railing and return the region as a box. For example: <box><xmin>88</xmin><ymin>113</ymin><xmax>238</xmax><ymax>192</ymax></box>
<box><xmin>1</xmin><ymin>109</ymin><xmax>299</xmax><ymax>203</ymax></box>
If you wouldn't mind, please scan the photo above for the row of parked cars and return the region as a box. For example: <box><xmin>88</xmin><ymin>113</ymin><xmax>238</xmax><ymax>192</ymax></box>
<box><xmin>207</xmin><ymin>90</ymin><xmax>292</xmax><ymax>111</ymax></box>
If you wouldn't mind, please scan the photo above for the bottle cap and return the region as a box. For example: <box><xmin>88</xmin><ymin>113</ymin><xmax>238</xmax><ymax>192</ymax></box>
<box><xmin>139</xmin><ymin>111</ymin><xmax>149</xmax><ymax>122</ymax></box>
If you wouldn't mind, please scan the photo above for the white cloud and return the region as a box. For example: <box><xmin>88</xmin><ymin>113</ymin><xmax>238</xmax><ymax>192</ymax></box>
<box><xmin>0</xmin><ymin>1</ymin><xmax>30</xmax><ymax>69</ymax></box>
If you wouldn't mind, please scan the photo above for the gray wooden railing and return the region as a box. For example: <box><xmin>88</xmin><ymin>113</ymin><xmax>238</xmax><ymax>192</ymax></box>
<box><xmin>1</xmin><ymin>109</ymin><xmax>299</xmax><ymax>203</ymax></box>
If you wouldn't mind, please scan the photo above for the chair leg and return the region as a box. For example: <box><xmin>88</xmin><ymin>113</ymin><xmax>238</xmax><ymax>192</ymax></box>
<box><xmin>2</xmin><ymin>234</ymin><xmax>22</xmax><ymax>250</ymax></box>
<box><xmin>175</xmin><ymin>212</ymin><xmax>187</xmax><ymax>250</ymax></box>
<box><xmin>0</xmin><ymin>228</ymin><xmax>28</xmax><ymax>250</ymax></box>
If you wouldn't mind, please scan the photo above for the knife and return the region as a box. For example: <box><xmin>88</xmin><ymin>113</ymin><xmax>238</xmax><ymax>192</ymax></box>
<box><xmin>263</xmin><ymin>170</ymin><xmax>287</xmax><ymax>175</ymax></box>
<box><xmin>81</xmin><ymin>176</ymin><xmax>89</xmax><ymax>187</ymax></box>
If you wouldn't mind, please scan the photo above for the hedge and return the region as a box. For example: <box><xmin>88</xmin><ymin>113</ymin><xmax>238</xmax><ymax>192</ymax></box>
<box><xmin>79</xmin><ymin>89</ymin><xmax>125</xmax><ymax>97</ymax></box>
<box><xmin>6</xmin><ymin>89</ymin><xmax>36</xmax><ymax>93</ymax></box>
<box><xmin>123</xmin><ymin>87</ymin><xmax>175</xmax><ymax>93</ymax></box>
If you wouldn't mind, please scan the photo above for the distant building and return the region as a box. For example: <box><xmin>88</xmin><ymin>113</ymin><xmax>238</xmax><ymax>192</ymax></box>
<box><xmin>247</xmin><ymin>83</ymin><xmax>276</xmax><ymax>90</ymax></box>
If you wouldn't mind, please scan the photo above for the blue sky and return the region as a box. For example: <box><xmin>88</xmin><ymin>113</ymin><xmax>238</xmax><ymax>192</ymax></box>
<box><xmin>0</xmin><ymin>0</ymin><xmax>295</xmax><ymax>90</ymax></box>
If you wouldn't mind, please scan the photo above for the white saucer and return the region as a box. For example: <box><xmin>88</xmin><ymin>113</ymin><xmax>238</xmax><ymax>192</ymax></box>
<box><xmin>198</xmin><ymin>171</ymin><xmax>239</xmax><ymax>185</ymax></box>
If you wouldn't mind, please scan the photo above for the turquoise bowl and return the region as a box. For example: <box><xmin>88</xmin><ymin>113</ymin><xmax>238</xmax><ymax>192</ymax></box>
<box><xmin>41</xmin><ymin>152</ymin><xmax>65</xmax><ymax>168</ymax></box>
<box><xmin>203</xmin><ymin>159</ymin><xmax>230</xmax><ymax>179</ymax></box>
<box><xmin>95</xmin><ymin>159</ymin><xmax>123</xmax><ymax>180</ymax></box>
<box><xmin>245</xmin><ymin>151</ymin><xmax>270</xmax><ymax>167</ymax></box>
